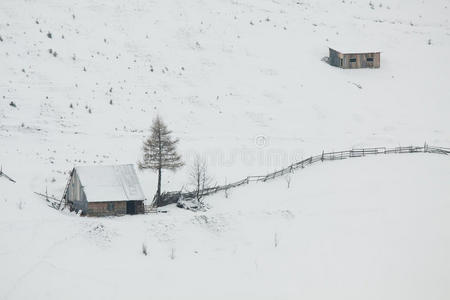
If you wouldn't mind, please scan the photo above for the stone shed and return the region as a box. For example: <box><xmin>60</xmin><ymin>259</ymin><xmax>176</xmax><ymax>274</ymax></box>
<box><xmin>63</xmin><ymin>164</ymin><xmax>146</xmax><ymax>216</ymax></box>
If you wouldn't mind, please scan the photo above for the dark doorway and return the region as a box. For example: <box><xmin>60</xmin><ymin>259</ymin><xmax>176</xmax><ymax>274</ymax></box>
<box><xmin>126</xmin><ymin>201</ymin><xmax>137</xmax><ymax>215</ymax></box>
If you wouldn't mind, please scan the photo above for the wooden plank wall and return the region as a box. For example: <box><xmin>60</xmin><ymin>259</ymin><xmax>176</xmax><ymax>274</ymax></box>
<box><xmin>86</xmin><ymin>201</ymin><xmax>145</xmax><ymax>216</ymax></box>
<box><xmin>87</xmin><ymin>201</ymin><xmax>127</xmax><ymax>216</ymax></box>
<box><xmin>67</xmin><ymin>170</ymin><xmax>88</xmax><ymax>212</ymax></box>
<box><xmin>342</xmin><ymin>52</ymin><xmax>380</xmax><ymax>69</ymax></box>
<box><xmin>328</xmin><ymin>48</ymin><xmax>342</xmax><ymax>67</ymax></box>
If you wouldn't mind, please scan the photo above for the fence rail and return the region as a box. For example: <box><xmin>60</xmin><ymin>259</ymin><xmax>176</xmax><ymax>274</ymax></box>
<box><xmin>154</xmin><ymin>144</ymin><xmax>449</xmax><ymax>207</ymax></box>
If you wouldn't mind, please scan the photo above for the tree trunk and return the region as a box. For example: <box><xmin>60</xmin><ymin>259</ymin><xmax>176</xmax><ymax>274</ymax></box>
<box><xmin>156</xmin><ymin>167</ymin><xmax>161</xmax><ymax>207</ymax></box>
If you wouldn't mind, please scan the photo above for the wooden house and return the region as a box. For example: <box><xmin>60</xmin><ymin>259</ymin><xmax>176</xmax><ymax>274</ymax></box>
<box><xmin>63</xmin><ymin>164</ymin><xmax>146</xmax><ymax>216</ymax></box>
<box><xmin>328</xmin><ymin>47</ymin><xmax>380</xmax><ymax>69</ymax></box>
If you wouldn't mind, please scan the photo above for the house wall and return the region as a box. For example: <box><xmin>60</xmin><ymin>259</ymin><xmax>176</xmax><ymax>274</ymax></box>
<box><xmin>66</xmin><ymin>170</ymin><xmax>88</xmax><ymax>213</ymax></box>
<box><xmin>328</xmin><ymin>48</ymin><xmax>343</xmax><ymax>67</ymax></box>
<box><xmin>87</xmin><ymin>201</ymin><xmax>127</xmax><ymax>216</ymax></box>
<box><xmin>87</xmin><ymin>201</ymin><xmax>145</xmax><ymax>217</ymax></box>
<box><xmin>342</xmin><ymin>52</ymin><xmax>380</xmax><ymax>69</ymax></box>
<box><xmin>135</xmin><ymin>201</ymin><xmax>145</xmax><ymax>214</ymax></box>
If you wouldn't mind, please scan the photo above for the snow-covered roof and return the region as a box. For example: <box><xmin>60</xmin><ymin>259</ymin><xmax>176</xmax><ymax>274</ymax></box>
<box><xmin>75</xmin><ymin>164</ymin><xmax>146</xmax><ymax>202</ymax></box>
<box><xmin>329</xmin><ymin>45</ymin><xmax>381</xmax><ymax>54</ymax></box>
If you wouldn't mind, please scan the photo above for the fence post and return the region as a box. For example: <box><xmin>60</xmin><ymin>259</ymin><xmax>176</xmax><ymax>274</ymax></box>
<box><xmin>321</xmin><ymin>150</ymin><xmax>324</xmax><ymax>162</ymax></box>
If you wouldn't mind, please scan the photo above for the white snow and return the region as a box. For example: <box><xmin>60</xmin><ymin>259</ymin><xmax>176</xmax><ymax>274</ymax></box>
<box><xmin>328</xmin><ymin>45</ymin><xmax>381</xmax><ymax>54</ymax></box>
<box><xmin>1</xmin><ymin>155</ymin><xmax>450</xmax><ymax>300</ymax></box>
<box><xmin>0</xmin><ymin>0</ymin><xmax>449</xmax><ymax>298</ymax></box>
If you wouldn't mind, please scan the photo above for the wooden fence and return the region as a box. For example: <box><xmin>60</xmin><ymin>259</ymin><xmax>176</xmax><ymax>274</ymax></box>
<box><xmin>153</xmin><ymin>144</ymin><xmax>449</xmax><ymax>207</ymax></box>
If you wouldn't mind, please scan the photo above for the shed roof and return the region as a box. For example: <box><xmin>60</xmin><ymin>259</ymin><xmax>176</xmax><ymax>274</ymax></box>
<box><xmin>329</xmin><ymin>46</ymin><xmax>381</xmax><ymax>55</ymax></box>
<box><xmin>74</xmin><ymin>164</ymin><xmax>146</xmax><ymax>202</ymax></box>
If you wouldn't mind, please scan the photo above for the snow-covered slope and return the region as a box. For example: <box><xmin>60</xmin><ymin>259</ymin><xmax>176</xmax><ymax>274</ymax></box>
<box><xmin>1</xmin><ymin>0</ymin><xmax>449</xmax><ymax>298</ymax></box>
<box><xmin>1</xmin><ymin>155</ymin><xmax>450</xmax><ymax>300</ymax></box>
<box><xmin>1</xmin><ymin>0</ymin><xmax>449</xmax><ymax>190</ymax></box>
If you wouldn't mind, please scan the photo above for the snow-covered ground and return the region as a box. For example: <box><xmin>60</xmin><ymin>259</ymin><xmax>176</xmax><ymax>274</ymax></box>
<box><xmin>1</xmin><ymin>155</ymin><xmax>450</xmax><ymax>299</ymax></box>
<box><xmin>1</xmin><ymin>0</ymin><xmax>449</xmax><ymax>298</ymax></box>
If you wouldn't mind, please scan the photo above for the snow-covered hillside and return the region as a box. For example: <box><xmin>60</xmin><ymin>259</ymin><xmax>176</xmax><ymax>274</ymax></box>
<box><xmin>1</xmin><ymin>155</ymin><xmax>450</xmax><ymax>299</ymax></box>
<box><xmin>1</xmin><ymin>0</ymin><xmax>449</xmax><ymax>299</ymax></box>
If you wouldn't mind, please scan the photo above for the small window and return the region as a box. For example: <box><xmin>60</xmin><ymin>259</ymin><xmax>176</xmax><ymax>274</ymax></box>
<box><xmin>367</xmin><ymin>57</ymin><xmax>374</xmax><ymax>62</ymax></box>
<box><xmin>349</xmin><ymin>58</ymin><xmax>357</xmax><ymax>63</ymax></box>
<box><xmin>107</xmin><ymin>203</ymin><xmax>115</xmax><ymax>211</ymax></box>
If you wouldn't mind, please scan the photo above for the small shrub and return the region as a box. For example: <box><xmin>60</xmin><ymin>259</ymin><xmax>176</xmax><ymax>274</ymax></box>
<box><xmin>142</xmin><ymin>243</ymin><xmax>148</xmax><ymax>256</ymax></box>
<box><xmin>285</xmin><ymin>175</ymin><xmax>292</xmax><ymax>188</ymax></box>
<box><xmin>9</xmin><ymin>101</ymin><xmax>16</xmax><ymax>107</ymax></box>
<box><xmin>47</xmin><ymin>32</ymin><xmax>52</xmax><ymax>39</ymax></box>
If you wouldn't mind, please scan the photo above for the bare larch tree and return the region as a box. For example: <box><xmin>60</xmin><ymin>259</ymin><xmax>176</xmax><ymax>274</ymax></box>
<box><xmin>139</xmin><ymin>116</ymin><xmax>183</xmax><ymax>207</ymax></box>
<box><xmin>189</xmin><ymin>155</ymin><xmax>213</xmax><ymax>203</ymax></box>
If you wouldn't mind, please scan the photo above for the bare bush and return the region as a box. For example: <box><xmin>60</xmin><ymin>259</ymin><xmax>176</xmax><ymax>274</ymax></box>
<box><xmin>284</xmin><ymin>175</ymin><xmax>292</xmax><ymax>188</ymax></box>
<box><xmin>189</xmin><ymin>155</ymin><xmax>214</xmax><ymax>203</ymax></box>
<box><xmin>142</xmin><ymin>243</ymin><xmax>148</xmax><ymax>256</ymax></box>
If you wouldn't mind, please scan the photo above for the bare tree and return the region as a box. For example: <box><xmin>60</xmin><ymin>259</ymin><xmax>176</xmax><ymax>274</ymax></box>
<box><xmin>139</xmin><ymin>116</ymin><xmax>183</xmax><ymax>207</ymax></box>
<box><xmin>189</xmin><ymin>155</ymin><xmax>213</xmax><ymax>203</ymax></box>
